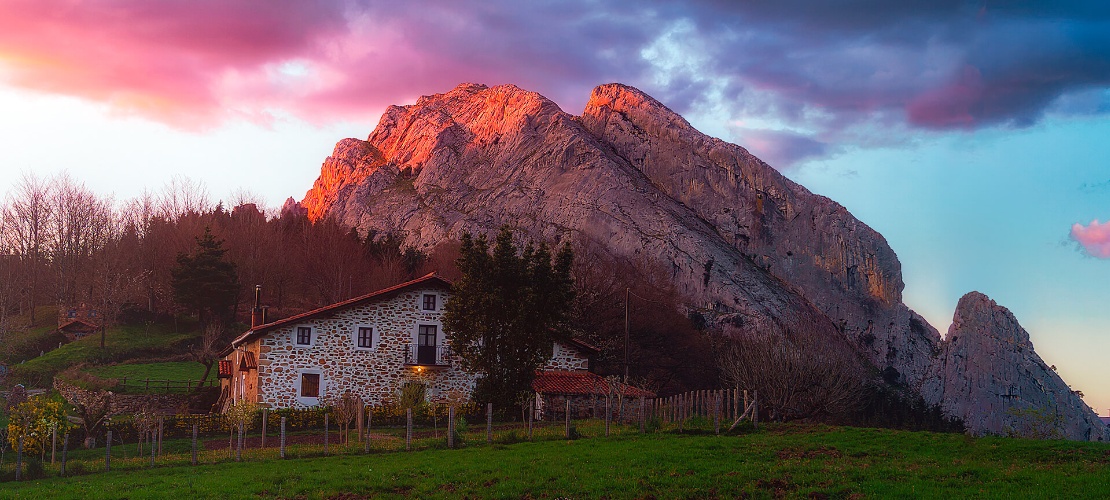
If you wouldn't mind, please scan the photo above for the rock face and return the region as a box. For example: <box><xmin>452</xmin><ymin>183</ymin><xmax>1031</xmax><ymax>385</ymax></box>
<box><xmin>921</xmin><ymin>292</ymin><xmax>1108</xmax><ymax>441</ymax></box>
<box><xmin>301</xmin><ymin>82</ymin><xmax>1104</xmax><ymax>440</ymax></box>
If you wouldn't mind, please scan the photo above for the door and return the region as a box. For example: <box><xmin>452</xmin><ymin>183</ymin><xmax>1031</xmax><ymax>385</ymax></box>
<box><xmin>418</xmin><ymin>324</ymin><xmax>438</xmax><ymax>364</ymax></box>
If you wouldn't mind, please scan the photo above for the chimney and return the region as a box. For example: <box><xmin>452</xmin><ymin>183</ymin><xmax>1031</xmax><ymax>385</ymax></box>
<box><xmin>251</xmin><ymin>285</ymin><xmax>263</xmax><ymax>328</ymax></box>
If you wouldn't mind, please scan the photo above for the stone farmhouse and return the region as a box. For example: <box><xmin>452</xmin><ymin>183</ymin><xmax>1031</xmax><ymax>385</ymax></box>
<box><xmin>217</xmin><ymin>273</ymin><xmax>640</xmax><ymax>411</ymax></box>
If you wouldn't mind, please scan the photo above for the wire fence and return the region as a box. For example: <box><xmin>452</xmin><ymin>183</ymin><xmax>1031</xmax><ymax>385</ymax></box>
<box><xmin>0</xmin><ymin>392</ymin><xmax>759</xmax><ymax>482</ymax></box>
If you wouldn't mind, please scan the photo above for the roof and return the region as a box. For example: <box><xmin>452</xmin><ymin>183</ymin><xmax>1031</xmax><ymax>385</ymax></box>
<box><xmin>238</xmin><ymin>351</ymin><xmax>257</xmax><ymax>371</ymax></box>
<box><xmin>564</xmin><ymin>337</ymin><xmax>600</xmax><ymax>354</ymax></box>
<box><xmin>532</xmin><ymin>370</ymin><xmax>655</xmax><ymax>398</ymax></box>
<box><xmin>58</xmin><ymin>319</ymin><xmax>100</xmax><ymax>332</ymax></box>
<box><xmin>217</xmin><ymin>360</ymin><xmax>233</xmax><ymax>378</ymax></box>
<box><xmin>226</xmin><ymin>273</ymin><xmax>451</xmax><ymax>353</ymax></box>
<box><xmin>1100</xmin><ymin>416</ymin><xmax>1110</xmax><ymax>427</ymax></box>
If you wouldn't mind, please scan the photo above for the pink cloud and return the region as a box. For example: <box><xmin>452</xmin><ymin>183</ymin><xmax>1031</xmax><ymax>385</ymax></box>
<box><xmin>1071</xmin><ymin>219</ymin><xmax>1110</xmax><ymax>259</ymax></box>
<box><xmin>905</xmin><ymin>65</ymin><xmax>984</xmax><ymax>129</ymax></box>
<box><xmin>0</xmin><ymin>1</ymin><xmax>653</xmax><ymax>129</ymax></box>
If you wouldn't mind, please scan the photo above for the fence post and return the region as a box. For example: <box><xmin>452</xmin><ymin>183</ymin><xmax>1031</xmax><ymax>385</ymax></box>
<box><xmin>678</xmin><ymin>398</ymin><xmax>684</xmax><ymax>433</ymax></box>
<box><xmin>364</xmin><ymin>411</ymin><xmax>372</xmax><ymax>454</ymax></box>
<box><xmin>753</xmin><ymin>390</ymin><xmax>759</xmax><ymax>429</ymax></box>
<box><xmin>192</xmin><ymin>422</ymin><xmax>198</xmax><ymax>465</ymax></box>
<box><xmin>406</xmin><ymin>408</ymin><xmax>413</xmax><ymax>451</ymax></box>
<box><xmin>105</xmin><ymin>428</ymin><xmax>112</xmax><ymax>472</ymax></box>
<box><xmin>565</xmin><ymin>399</ymin><xmax>571</xmax><ymax>438</ymax></box>
<box><xmin>714</xmin><ymin>392</ymin><xmax>721</xmax><ymax>435</ymax></box>
<box><xmin>639</xmin><ymin>397</ymin><xmax>645</xmax><ymax>433</ymax></box>
<box><xmin>356</xmin><ymin>405</ymin><xmax>364</xmax><ymax>444</ymax></box>
<box><xmin>236</xmin><ymin>421</ymin><xmax>243</xmax><ymax>462</ymax></box>
<box><xmin>51</xmin><ymin>422</ymin><xmax>57</xmax><ymax>464</ymax></box>
<box><xmin>280</xmin><ymin>417</ymin><xmax>286</xmax><ymax>459</ymax></box>
<box><xmin>527</xmin><ymin>396</ymin><xmax>534</xmax><ymax>441</ymax></box>
<box><xmin>61</xmin><ymin>431</ymin><xmax>69</xmax><ymax>476</ymax></box>
<box><xmin>486</xmin><ymin>403</ymin><xmax>493</xmax><ymax>444</ymax></box>
<box><xmin>447</xmin><ymin>406</ymin><xmax>455</xmax><ymax>449</ymax></box>
<box><xmin>158</xmin><ymin>416</ymin><xmax>164</xmax><ymax>456</ymax></box>
<box><xmin>262</xmin><ymin>409</ymin><xmax>268</xmax><ymax>449</ymax></box>
<box><xmin>604</xmin><ymin>396</ymin><xmax>611</xmax><ymax>437</ymax></box>
<box><xmin>324</xmin><ymin>412</ymin><xmax>330</xmax><ymax>455</ymax></box>
<box><xmin>150</xmin><ymin>430</ymin><xmax>156</xmax><ymax>466</ymax></box>
<box><xmin>16</xmin><ymin>432</ymin><xmax>23</xmax><ymax>481</ymax></box>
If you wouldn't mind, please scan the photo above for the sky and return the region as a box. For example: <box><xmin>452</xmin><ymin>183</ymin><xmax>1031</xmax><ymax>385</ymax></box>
<box><xmin>0</xmin><ymin>1</ymin><xmax>1108</xmax><ymax>414</ymax></box>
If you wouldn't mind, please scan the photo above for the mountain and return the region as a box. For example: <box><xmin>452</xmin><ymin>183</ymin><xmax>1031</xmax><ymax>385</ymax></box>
<box><xmin>301</xmin><ymin>83</ymin><xmax>1107</xmax><ymax>441</ymax></box>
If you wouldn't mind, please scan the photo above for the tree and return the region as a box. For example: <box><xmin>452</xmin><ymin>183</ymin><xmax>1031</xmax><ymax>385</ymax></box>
<box><xmin>171</xmin><ymin>226</ymin><xmax>239</xmax><ymax>326</ymax></box>
<box><xmin>443</xmin><ymin>227</ymin><xmax>575</xmax><ymax>415</ymax></box>
<box><xmin>717</xmin><ymin>323</ymin><xmax>864</xmax><ymax>422</ymax></box>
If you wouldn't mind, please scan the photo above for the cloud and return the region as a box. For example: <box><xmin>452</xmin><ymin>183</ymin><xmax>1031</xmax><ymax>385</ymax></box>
<box><xmin>1071</xmin><ymin>219</ymin><xmax>1110</xmax><ymax>258</ymax></box>
<box><xmin>726</xmin><ymin>127</ymin><xmax>833</xmax><ymax>169</ymax></box>
<box><xmin>0</xmin><ymin>0</ymin><xmax>1108</xmax><ymax>150</ymax></box>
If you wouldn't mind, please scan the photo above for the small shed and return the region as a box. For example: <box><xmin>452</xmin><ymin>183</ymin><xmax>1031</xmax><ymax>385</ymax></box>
<box><xmin>531</xmin><ymin>370</ymin><xmax>654</xmax><ymax>420</ymax></box>
<box><xmin>57</xmin><ymin>303</ymin><xmax>102</xmax><ymax>341</ymax></box>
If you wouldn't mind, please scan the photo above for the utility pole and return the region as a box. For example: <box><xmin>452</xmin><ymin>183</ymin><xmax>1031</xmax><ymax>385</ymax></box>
<box><xmin>624</xmin><ymin>287</ymin><xmax>630</xmax><ymax>384</ymax></box>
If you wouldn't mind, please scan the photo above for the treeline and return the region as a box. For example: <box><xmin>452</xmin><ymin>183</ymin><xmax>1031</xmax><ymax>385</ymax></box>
<box><xmin>0</xmin><ymin>172</ymin><xmax>454</xmax><ymax>333</ymax></box>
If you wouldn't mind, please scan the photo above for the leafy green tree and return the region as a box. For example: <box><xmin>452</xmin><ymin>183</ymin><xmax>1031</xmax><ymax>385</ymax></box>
<box><xmin>171</xmin><ymin>226</ymin><xmax>239</xmax><ymax>326</ymax></box>
<box><xmin>444</xmin><ymin>226</ymin><xmax>574</xmax><ymax>415</ymax></box>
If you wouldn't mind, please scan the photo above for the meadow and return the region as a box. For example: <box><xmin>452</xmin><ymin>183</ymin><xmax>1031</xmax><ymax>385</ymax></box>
<box><xmin>2</xmin><ymin>422</ymin><xmax>1109</xmax><ymax>499</ymax></box>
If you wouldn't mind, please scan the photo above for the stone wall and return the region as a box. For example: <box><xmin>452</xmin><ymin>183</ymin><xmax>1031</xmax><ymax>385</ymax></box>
<box><xmin>54</xmin><ymin>379</ymin><xmax>198</xmax><ymax>416</ymax></box>
<box><xmin>542</xmin><ymin>342</ymin><xmax>589</xmax><ymax>371</ymax></box>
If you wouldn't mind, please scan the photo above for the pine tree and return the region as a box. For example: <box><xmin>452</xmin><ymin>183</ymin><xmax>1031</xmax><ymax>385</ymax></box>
<box><xmin>171</xmin><ymin>226</ymin><xmax>239</xmax><ymax>326</ymax></box>
<box><xmin>443</xmin><ymin>226</ymin><xmax>575</xmax><ymax>415</ymax></box>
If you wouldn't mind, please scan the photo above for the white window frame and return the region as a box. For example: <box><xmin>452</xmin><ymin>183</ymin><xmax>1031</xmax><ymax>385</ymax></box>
<box><xmin>421</xmin><ymin>292</ymin><xmax>441</xmax><ymax>312</ymax></box>
<box><xmin>295</xmin><ymin>368</ymin><xmax>324</xmax><ymax>405</ymax></box>
<box><xmin>294</xmin><ymin>325</ymin><xmax>314</xmax><ymax>347</ymax></box>
<box><xmin>353</xmin><ymin>325</ymin><xmax>376</xmax><ymax>351</ymax></box>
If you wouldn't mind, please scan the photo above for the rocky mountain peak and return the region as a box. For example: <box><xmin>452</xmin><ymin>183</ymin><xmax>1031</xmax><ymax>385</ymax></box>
<box><xmin>922</xmin><ymin>291</ymin><xmax>1107</xmax><ymax>441</ymax></box>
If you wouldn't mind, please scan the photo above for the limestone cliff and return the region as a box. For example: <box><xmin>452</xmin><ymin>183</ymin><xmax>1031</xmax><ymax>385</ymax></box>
<box><xmin>300</xmin><ymin>82</ymin><xmax>1103</xmax><ymax>440</ymax></box>
<box><xmin>921</xmin><ymin>292</ymin><xmax>1108</xmax><ymax>441</ymax></box>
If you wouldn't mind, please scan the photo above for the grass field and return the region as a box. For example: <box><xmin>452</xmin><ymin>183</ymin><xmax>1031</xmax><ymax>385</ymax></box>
<box><xmin>87</xmin><ymin>361</ymin><xmax>208</xmax><ymax>386</ymax></box>
<box><xmin>2</xmin><ymin>423</ymin><xmax>1109</xmax><ymax>499</ymax></box>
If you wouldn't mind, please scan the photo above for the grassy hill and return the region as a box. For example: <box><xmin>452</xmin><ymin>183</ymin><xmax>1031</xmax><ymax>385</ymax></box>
<box><xmin>0</xmin><ymin>306</ymin><xmax>209</xmax><ymax>391</ymax></box>
<box><xmin>2</xmin><ymin>424</ymin><xmax>1109</xmax><ymax>498</ymax></box>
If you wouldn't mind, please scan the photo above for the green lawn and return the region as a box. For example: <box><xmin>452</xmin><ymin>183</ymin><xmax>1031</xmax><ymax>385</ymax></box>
<box><xmin>87</xmin><ymin>362</ymin><xmax>207</xmax><ymax>383</ymax></box>
<box><xmin>2</xmin><ymin>423</ymin><xmax>1109</xmax><ymax>498</ymax></box>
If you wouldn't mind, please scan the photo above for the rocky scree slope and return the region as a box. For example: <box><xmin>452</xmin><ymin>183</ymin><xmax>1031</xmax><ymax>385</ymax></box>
<box><xmin>301</xmin><ymin>83</ymin><xmax>1106</xmax><ymax>440</ymax></box>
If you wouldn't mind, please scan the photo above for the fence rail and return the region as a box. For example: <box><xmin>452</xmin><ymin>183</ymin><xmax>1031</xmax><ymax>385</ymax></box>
<box><xmin>0</xmin><ymin>389</ymin><xmax>757</xmax><ymax>482</ymax></box>
<box><xmin>115</xmin><ymin>378</ymin><xmax>219</xmax><ymax>394</ymax></box>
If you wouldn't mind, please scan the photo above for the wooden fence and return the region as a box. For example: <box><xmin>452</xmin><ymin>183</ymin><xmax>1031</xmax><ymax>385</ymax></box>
<box><xmin>115</xmin><ymin>377</ymin><xmax>219</xmax><ymax>394</ymax></box>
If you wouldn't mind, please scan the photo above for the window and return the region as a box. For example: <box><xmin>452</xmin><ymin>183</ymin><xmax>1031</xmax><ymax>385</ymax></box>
<box><xmin>67</xmin><ymin>309</ymin><xmax>77</xmax><ymax>318</ymax></box>
<box><xmin>357</xmin><ymin>326</ymin><xmax>374</xmax><ymax>349</ymax></box>
<box><xmin>422</xmin><ymin>293</ymin><xmax>437</xmax><ymax>311</ymax></box>
<box><xmin>296</xmin><ymin>326</ymin><xmax>312</xmax><ymax>345</ymax></box>
<box><xmin>300</xmin><ymin>373</ymin><xmax>320</xmax><ymax>398</ymax></box>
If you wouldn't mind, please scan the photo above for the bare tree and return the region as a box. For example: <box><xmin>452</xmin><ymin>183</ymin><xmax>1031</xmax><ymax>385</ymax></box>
<box><xmin>192</xmin><ymin>322</ymin><xmax>226</xmax><ymax>391</ymax></box>
<box><xmin>1</xmin><ymin>172</ymin><xmax>53</xmax><ymax>324</ymax></box>
<box><xmin>69</xmin><ymin>389</ymin><xmax>111</xmax><ymax>449</ymax></box>
<box><xmin>158</xmin><ymin>175</ymin><xmax>210</xmax><ymax>221</ymax></box>
<box><xmin>326</xmin><ymin>391</ymin><xmax>362</xmax><ymax>444</ymax></box>
<box><xmin>717</xmin><ymin>323</ymin><xmax>865</xmax><ymax>422</ymax></box>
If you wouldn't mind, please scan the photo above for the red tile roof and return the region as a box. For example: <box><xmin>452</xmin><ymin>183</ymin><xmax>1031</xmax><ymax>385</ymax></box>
<box><xmin>532</xmin><ymin>370</ymin><xmax>655</xmax><ymax>398</ymax></box>
<box><xmin>226</xmin><ymin>273</ymin><xmax>451</xmax><ymax>353</ymax></box>
<box><xmin>239</xmin><ymin>351</ymin><xmax>257</xmax><ymax>371</ymax></box>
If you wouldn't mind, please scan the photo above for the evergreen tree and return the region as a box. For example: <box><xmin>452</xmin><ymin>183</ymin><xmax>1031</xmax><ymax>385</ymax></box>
<box><xmin>444</xmin><ymin>226</ymin><xmax>575</xmax><ymax>415</ymax></box>
<box><xmin>171</xmin><ymin>226</ymin><xmax>239</xmax><ymax>326</ymax></box>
